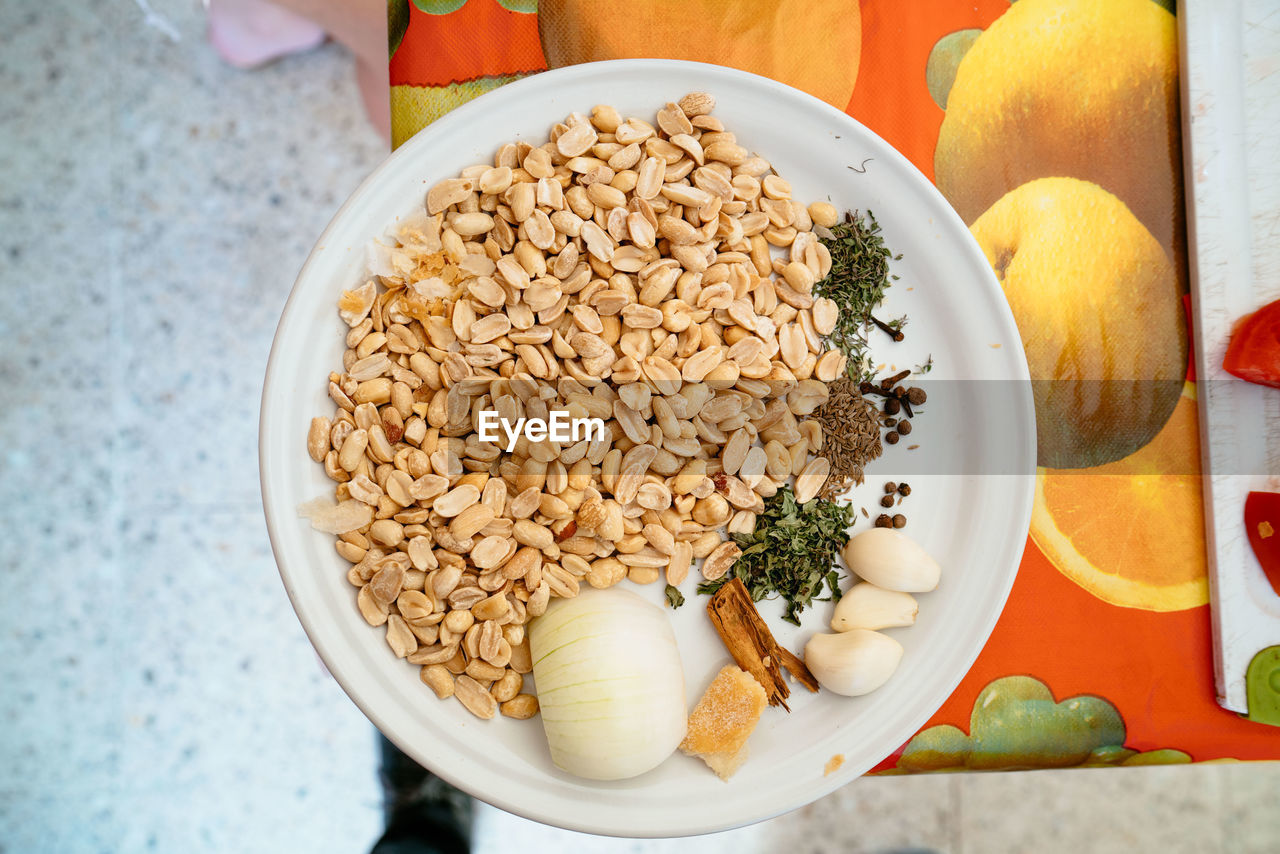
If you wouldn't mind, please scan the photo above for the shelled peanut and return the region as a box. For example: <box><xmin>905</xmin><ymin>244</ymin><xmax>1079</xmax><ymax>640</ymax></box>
<box><xmin>306</xmin><ymin>92</ymin><xmax>846</xmax><ymax>719</ymax></box>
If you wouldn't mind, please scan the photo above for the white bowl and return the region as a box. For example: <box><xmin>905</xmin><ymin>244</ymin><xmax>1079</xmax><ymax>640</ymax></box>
<box><xmin>261</xmin><ymin>59</ymin><xmax>1035</xmax><ymax>838</ymax></box>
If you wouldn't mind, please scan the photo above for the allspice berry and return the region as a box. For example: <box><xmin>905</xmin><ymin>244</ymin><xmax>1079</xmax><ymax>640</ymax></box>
<box><xmin>875</xmin><ymin>514</ymin><xmax>893</xmax><ymax>528</ymax></box>
<box><xmin>880</xmin><ymin>494</ymin><xmax>895</xmax><ymax>508</ymax></box>
<box><xmin>892</xmin><ymin>514</ymin><xmax>906</xmax><ymax>528</ymax></box>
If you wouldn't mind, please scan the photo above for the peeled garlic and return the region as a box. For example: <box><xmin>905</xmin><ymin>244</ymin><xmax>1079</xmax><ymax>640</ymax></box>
<box><xmin>831</xmin><ymin>582</ymin><xmax>918</xmax><ymax>632</ymax></box>
<box><xmin>804</xmin><ymin>629</ymin><xmax>904</xmax><ymax>697</ymax></box>
<box><xmin>841</xmin><ymin>528</ymin><xmax>940</xmax><ymax>593</ymax></box>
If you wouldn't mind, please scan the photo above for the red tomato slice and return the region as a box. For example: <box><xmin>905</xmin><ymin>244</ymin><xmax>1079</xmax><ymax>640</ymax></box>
<box><xmin>1244</xmin><ymin>491</ymin><xmax>1280</xmax><ymax>598</ymax></box>
<box><xmin>1223</xmin><ymin>299</ymin><xmax>1280</xmax><ymax>388</ymax></box>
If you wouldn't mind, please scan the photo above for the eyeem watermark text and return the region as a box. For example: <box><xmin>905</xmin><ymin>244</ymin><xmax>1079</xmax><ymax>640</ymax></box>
<box><xmin>477</xmin><ymin>411</ymin><xmax>608</xmax><ymax>452</ymax></box>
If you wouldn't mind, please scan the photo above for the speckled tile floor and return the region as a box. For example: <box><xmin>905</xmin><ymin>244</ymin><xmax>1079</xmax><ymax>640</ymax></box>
<box><xmin>1</xmin><ymin>2</ymin><xmax>1277</xmax><ymax>853</ymax></box>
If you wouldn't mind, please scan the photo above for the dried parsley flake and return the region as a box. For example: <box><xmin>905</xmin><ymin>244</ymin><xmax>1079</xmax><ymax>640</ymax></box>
<box><xmin>698</xmin><ymin>487</ymin><xmax>855</xmax><ymax>625</ymax></box>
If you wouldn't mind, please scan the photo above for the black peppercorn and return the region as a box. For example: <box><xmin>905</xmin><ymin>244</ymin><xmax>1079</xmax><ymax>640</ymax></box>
<box><xmin>884</xmin><ymin>397</ymin><xmax>901</xmax><ymax>415</ymax></box>
<box><xmin>897</xmin><ymin>420</ymin><xmax>912</xmax><ymax>436</ymax></box>
<box><xmin>892</xmin><ymin>514</ymin><xmax>906</xmax><ymax>528</ymax></box>
<box><xmin>883</xmin><ymin>417</ymin><xmax>897</xmax><ymax>428</ymax></box>
<box><xmin>875</xmin><ymin>514</ymin><xmax>892</xmax><ymax>528</ymax></box>
<box><xmin>897</xmin><ymin>483</ymin><xmax>911</xmax><ymax>497</ymax></box>
<box><xmin>880</xmin><ymin>494</ymin><xmax>895</xmax><ymax>508</ymax></box>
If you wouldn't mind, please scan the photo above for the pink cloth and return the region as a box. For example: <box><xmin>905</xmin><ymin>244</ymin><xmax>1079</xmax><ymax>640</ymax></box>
<box><xmin>207</xmin><ymin>0</ymin><xmax>326</xmax><ymax>69</ymax></box>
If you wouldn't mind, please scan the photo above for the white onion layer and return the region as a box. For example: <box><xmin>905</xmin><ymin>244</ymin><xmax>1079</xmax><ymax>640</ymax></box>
<box><xmin>529</xmin><ymin>587</ymin><xmax>687</xmax><ymax>781</ymax></box>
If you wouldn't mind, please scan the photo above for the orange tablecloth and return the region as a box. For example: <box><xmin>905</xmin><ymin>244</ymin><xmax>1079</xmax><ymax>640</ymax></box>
<box><xmin>386</xmin><ymin>0</ymin><xmax>1278</xmax><ymax>769</ymax></box>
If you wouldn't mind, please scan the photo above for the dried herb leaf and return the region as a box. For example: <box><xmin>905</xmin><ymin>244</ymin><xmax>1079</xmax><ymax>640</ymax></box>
<box><xmin>814</xmin><ymin>209</ymin><xmax>902</xmax><ymax>382</ymax></box>
<box><xmin>664</xmin><ymin>584</ymin><xmax>685</xmax><ymax>609</ymax></box>
<box><xmin>698</xmin><ymin>486</ymin><xmax>856</xmax><ymax>625</ymax></box>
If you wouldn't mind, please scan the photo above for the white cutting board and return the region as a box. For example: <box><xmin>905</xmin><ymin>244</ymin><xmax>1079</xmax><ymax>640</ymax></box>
<box><xmin>1181</xmin><ymin>0</ymin><xmax>1280</xmax><ymax>717</ymax></box>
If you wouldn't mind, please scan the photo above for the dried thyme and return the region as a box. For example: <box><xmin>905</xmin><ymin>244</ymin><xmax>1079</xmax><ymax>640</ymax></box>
<box><xmin>814</xmin><ymin>209</ymin><xmax>901</xmax><ymax>382</ymax></box>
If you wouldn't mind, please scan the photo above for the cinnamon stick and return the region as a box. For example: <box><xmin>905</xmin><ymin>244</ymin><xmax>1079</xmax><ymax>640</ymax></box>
<box><xmin>774</xmin><ymin>645</ymin><xmax>821</xmax><ymax>694</ymax></box>
<box><xmin>706</xmin><ymin>578</ymin><xmax>819</xmax><ymax>710</ymax></box>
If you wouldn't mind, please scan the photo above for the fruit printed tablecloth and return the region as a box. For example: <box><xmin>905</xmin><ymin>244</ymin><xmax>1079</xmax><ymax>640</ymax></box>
<box><xmin>387</xmin><ymin>0</ymin><xmax>1279</xmax><ymax>768</ymax></box>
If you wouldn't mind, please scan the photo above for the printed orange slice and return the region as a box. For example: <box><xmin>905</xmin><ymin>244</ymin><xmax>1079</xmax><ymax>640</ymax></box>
<box><xmin>1031</xmin><ymin>384</ymin><xmax>1208</xmax><ymax>611</ymax></box>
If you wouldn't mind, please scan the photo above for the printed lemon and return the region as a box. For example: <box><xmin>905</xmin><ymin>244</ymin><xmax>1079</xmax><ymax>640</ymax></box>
<box><xmin>970</xmin><ymin>177</ymin><xmax>1186</xmax><ymax>469</ymax></box>
<box><xmin>537</xmin><ymin>0</ymin><xmax>860</xmax><ymax>111</ymax></box>
<box><xmin>1031</xmin><ymin>384</ymin><xmax>1208</xmax><ymax>612</ymax></box>
<box><xmin>935</xmin><ymin>0</ymin><xmax>1181</xmax><ymax>261</ymax></box>
<box><xmin>390</xmin><ymin>75</ymin><xmax>529</xmax><ymax>149</ymax></box>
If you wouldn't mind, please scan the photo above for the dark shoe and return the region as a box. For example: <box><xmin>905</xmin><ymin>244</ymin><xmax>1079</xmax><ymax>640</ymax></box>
<box><xmin>371</xmin><ymin>734</ymin><xmax>472</xmax><ymax>854</ymax></box>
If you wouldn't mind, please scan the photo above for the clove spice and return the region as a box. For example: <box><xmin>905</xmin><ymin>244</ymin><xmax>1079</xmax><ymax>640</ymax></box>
<box><xmin>871</xmin><ymin>315</ymin><xmax>905</xmax><ymax>342</ymax></box>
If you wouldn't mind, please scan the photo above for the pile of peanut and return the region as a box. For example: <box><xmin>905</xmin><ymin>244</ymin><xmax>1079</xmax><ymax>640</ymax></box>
<box><xmin>306</xmin><ymin>93</ymin><xmax>846</xmax><ymax>720</ymax></box>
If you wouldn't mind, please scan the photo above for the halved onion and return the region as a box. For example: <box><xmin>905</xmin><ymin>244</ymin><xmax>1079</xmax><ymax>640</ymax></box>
<box><xmin>529</xmin><ymin>588</ymin><xmax>687</xmax><ymax>780</ymax></box>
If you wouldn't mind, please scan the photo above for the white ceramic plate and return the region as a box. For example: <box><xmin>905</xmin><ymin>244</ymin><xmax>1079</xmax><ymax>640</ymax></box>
<box><xmin>261</xmin><ymin>60</ymin><xmax>1035</xmax><ymax>838</ymax></box>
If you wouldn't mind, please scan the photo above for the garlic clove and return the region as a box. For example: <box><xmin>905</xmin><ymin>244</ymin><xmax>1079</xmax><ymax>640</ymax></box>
<box><xmin>804</xmin><ymin>629</ymin><xmax>904</xmax><ymax>697</ymax></box>
<box><xmin>831</xmin><ymin>582</ymin><xmax>918</xmax><ymax>632</ymax></box>
<box><xmin>841</xmin><ymin>528</ymin><xmax>941</xmax><ymax>593</ymax></box>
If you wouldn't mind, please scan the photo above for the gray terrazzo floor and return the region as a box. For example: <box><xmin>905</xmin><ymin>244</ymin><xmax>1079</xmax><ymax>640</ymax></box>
<box><xmin>1</xmin><ymin>2</ymin><xmax>1278</xmax><ymax>853</ymax></box>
